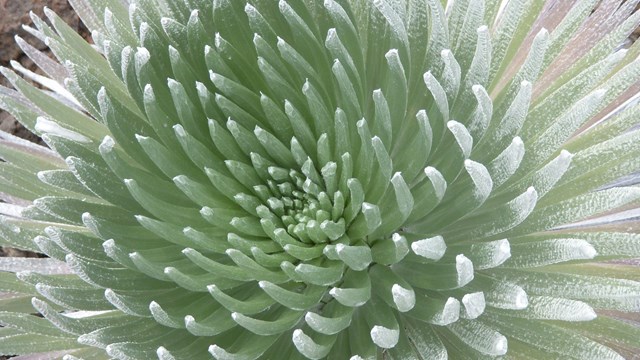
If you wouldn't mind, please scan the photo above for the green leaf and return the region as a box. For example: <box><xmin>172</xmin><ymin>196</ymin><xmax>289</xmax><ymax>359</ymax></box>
<box><xmin>0</xmin><ymin>329</ymin><xmax>79</xmax><ymax>355</ymax></box>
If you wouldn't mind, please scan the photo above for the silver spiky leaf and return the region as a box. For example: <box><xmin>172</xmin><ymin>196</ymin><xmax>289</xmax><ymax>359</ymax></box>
<box><xmin>0</xmin><ymin>0</ymin><xmax>640</xmax><ymax>359</ymax></box>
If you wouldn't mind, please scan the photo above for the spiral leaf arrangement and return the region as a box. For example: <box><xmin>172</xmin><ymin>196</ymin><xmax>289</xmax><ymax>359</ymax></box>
<box><xmin>0</xmin><ymin>0</ymin><xmax>640</xmax><ymax>359</ymax></box>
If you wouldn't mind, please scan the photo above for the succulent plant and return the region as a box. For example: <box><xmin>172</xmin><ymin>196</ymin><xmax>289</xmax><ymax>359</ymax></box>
<box><xmin>1</xmin><ymin>0</ymin><xmax>640</xmax><ymax>358</ymax></box>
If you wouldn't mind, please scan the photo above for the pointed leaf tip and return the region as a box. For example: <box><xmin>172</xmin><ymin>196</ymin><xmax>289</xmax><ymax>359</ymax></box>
<box><xmin>391</xmin><ymin>284</ymin><xmax>415</xmax><ymax>312</ymax></box>
<box><xmin>411</xmin><ymin>235</ymin><xmax>446</xmax><ymax>260</ymax></box>
<box><xmin>370</xmin><ymin>325</ymin><xmax>399</xmax><ymax>349</ymax></box>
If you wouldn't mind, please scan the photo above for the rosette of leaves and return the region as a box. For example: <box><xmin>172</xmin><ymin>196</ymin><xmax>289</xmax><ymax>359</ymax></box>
<box><xmin>1</xmin><ymin>0</ymin><xmax>640</xmax><ymax>359</ymax></box>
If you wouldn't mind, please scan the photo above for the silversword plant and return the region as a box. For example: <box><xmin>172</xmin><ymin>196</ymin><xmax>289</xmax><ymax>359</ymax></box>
<box><xmin>0</xmin><ymin>0</ymin><xmax>640</xmax><ymax>359</ymax></box>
